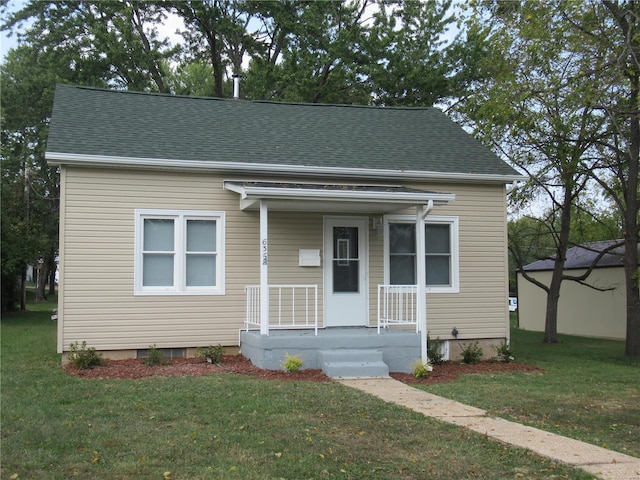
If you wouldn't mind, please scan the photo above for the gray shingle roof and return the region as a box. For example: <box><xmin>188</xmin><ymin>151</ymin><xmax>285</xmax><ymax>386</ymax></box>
<box><xmin>523</xmin><ymin>240</ymin><xmax>632</xmax><ymax>271</ymax></box>
<box><xmin>47</xmin><ymin>84</ymin><xmax>521</xmax><ymax>177</ymax></box>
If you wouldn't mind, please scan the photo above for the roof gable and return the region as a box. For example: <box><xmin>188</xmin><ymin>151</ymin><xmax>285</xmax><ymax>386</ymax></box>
<box><xmin>46</xmin><ymin>84</ymin><xmax>521</xmax><ymax>180</ymax></box>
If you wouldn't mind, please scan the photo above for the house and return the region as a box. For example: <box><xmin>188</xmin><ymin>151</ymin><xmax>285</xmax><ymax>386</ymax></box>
<box><xmin>46</xmin><ymin>84</ymin><xmax>523</xmax><ymax>374</ymax></box>
<box><xmin>517</xmin><ymin>240</ymin><xmax>633</xmax><ymax>341</ymax></box>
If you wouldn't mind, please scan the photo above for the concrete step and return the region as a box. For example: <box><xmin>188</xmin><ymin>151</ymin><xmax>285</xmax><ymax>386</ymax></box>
<box><xmin>318</xmin><ymin>349</ymin><xmax>390</xmax><ymax>378</ymax></box>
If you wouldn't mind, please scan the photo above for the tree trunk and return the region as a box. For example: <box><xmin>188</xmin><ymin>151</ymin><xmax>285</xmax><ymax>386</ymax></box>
<box><xmin>543</xmin><ymin>190</ymin><xmax>573</xmax><ymax>344</ymax></box>
<box><xmin>210</xmin><ymin>33</ymin><xmax>225</xmax><ymax>98</ymax></box>
<box><xmin>35</xmin><ymin>259</ymin><xmax>48</xmax><ymax>302</ymax></box>
<box><xmin>623</xmin><ymin>68</ymin><xmax>640</xmax><ymax>357</ymax></box>
<box><xmin>543</xmin><ymin>261</ymin><xmax>562</xmax><ymax>344</ymax></box>
<box><xmin>623</xmin><ymin>234</ymin><xmax>640</xmax><ymax>357</ymax></box>
<box><xmin>48</xmin><ymin>261</ymin><xmax>57</xmax><ymax>296</ymax></box>
<box><xmin>20</xmin><ymin>270</ymin><xmax>26</xmax><ymax>311</ymax></box>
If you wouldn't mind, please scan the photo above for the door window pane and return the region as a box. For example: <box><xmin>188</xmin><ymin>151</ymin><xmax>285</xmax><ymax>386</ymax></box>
<box><xmin>333</xmin><ymin>226</ymin><xmax>359</xmax><ymax>293</ymax></box>
<box><xmin>333</xmin><ymin>261</ymin><xmax>359</xmax><ymax>292</ymax></box>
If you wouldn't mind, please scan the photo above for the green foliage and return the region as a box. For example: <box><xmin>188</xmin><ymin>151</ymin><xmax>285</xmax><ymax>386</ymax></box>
<box><xmin>196</xmin><ymin>344</ymin><xmax>224</xmax><ymax>364</ymax></box>
<box><xmin>460</xmin><ymin>1</ymin><xmax>640</xmax><ymax>354</ymax></box>
<box><xmin>143</xmin><ymin>345</ymin><xmax>168</xmax><ymax>366</ymax></box>
<box><xmin>1</xmin><ymin>45</ymin><xmax>61</xmax><ymax>310</ymax></box>
<box><xmin>412</xmin><ymin>360</ymin><xmax>433</xmax><ymax>379</ymax></box>
<box><xmin>495</xmin><ymin>341</ymin><xmax>515</xmax><ymax>363</ymax></box>
<box><xmin>427</xmin><ymin>334</ymin><xmax>446</xmax><ymax>365</ymax></box>
<box><xmin>281</xmin><ymin>352</ymin><xmax>304</xmax><ymax>373</ymax></box>
<box><xmin>459</xmin><ymin>341</ymin><xmax>483</xmax><ymax>364</ymax></box>
<box><xmin>68</xmin><ymin>341</ymin><xmax>103</xmax><ymax>369</ymax></box>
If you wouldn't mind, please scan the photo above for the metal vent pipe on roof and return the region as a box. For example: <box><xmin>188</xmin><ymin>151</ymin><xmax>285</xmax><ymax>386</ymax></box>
<box><xmin>233</xmin><ymin>75</ymin><xmax>241</xmax><ymax>99</ymax></box>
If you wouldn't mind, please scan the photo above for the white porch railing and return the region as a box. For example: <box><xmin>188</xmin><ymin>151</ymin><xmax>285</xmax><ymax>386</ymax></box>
<box><xmin>245</xmin><ymin>284</ymin><xmax>319</xmax><ymax>335</ymax></box>
<box><xmin>377</xmin><ymin>284</ymin><xmax>419</xmax><ymax>333</ymax></box>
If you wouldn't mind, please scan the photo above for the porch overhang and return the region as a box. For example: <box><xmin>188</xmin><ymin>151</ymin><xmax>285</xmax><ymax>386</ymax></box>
<box><xmin>223</xmin><ymin>181</ymin><xmax>455</xmax><ymax>213</ymax></box>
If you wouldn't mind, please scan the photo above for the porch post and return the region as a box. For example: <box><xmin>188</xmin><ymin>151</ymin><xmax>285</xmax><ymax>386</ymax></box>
<box><xmin>260</xmin><ymin>200</ymin><xmax>269</xmax><ymax>335</ymax></box>
<box><xmin>416</xmin><ymin>200</ymin><xmax>433</xmax><ymax>363</ymax></box>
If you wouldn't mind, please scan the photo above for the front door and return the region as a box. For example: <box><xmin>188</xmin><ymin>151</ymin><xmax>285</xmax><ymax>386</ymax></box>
<box><xmin>324</xmin><ymin>217</ymin><xmax>368</xmax><ymax>327</ymax></box>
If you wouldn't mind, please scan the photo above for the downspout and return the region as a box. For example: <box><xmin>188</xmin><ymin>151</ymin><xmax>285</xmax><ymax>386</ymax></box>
<box><xmin>417</xmin><ymin>200</ymin><xmax>434</xmax><ymax>363</ymax></box>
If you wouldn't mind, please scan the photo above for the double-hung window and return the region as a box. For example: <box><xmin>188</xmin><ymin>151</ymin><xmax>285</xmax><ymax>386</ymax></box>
<box><xmin>135</xmin><ymin>210</ymin><xmax>225</xmax><ymax>295</ymax></box>
<box><xmin>386</xmin><ymin>215</ymin><xmax>459</xmax><ymax>293</ymax></box>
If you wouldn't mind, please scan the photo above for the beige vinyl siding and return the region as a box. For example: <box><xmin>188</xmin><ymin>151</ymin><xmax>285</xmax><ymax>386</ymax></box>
<box><xmin>59</xmin><ymin>167</ymin><xmax>256</xmax><ymax>352</ymax></box>
<box><xmin>388</xmin><ymin>182</ymin><xmax>510</xmax><ymax>341</ymax></box>
<box><xmin>59</xmin><ymin>166</ymin><xmax>510</xmax><ymax>353</ymax></box>
<box><xmin>518</xmin><ymin>268</ymin><xmax>627</xmax><ymax>340</ymax></box>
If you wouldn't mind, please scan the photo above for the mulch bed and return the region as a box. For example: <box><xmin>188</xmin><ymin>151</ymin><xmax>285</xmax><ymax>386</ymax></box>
<box><xmin>64</xmin><ymin>355</ymin><xmax>541</xmax><ymax>384</ymax></box>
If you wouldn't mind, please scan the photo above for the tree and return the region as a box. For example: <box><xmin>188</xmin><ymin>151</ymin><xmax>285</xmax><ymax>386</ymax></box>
<box><xmin>508</xmin><ymin>206</ymin><xmax>622</xmax><ymax>298</ymax></box>
<box><xmin>368</xmin><ymin>0</ymin><xmax>458</xmax><ymax>106</ymax></box>
<box><xmin>461</xmin><ymin>1</ymin><xmax>608</xmax><ymax>343</ymax></box>
<box><xmin>1</xmin><ymin>45</ymin><xmax>61</xmax><ymax>309</ymax></box>
<box><xmin>587</xmin><ymin>1</ymin><xmax>640</xmax><ymax>357</ymax></box>
<box><xmin>463</xmin><ymin>1</ymin><xmax>639</xmax><ymax>356</ymax></box>
<box><xmin>244</xmin><ymin>0</ymin><xmax>376</xmax><ymax>104</ymax></box>
<box><xmin>170</xmin><ymin>0</ymin><xmax>259</xmax><ymax>98</ymax></box>
<box><xmin>2</xmin><ymin>1</ymin><xmax>176</xmax><ymax>92</ymax></box>
<box><xmin>1</xmin><ymin>1</ymin><xmax>176</xmax><ymax>309</ymax></box>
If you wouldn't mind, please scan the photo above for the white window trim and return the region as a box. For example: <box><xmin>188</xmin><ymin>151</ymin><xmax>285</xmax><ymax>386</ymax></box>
<box><xmin>383</xmin><ymin>214</ymin><xmax>459</xmax><ymax>293</ymax></box>
<box><xmin>134</xmin><ymin>209</ymin><xmax>225</xmax><ymax>296</ymax></box>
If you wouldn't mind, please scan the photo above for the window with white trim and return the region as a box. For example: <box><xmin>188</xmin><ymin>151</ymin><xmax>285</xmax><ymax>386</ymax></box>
<box><xmin>385</xmin><ymin>215</ymin><xmax>459</xmax><ymax>293</ymax></box>
<box><xmin>135</xmin><ymin>210</ymin><xmax>225</xmax><ymax>295</ymax></box>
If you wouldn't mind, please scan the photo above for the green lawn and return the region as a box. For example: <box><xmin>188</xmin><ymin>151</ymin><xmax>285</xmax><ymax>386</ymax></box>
<box><xmin>1</xmin><ymin>304</ymin><xmax>633</xmax><ymax>479</ymax></box>
<box><xmin>424</xmin><ymin>315</ymin><xmax>640</xmax><ymax>458</ymax></box>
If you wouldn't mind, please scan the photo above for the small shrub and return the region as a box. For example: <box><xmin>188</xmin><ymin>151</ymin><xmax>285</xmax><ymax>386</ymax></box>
<box><xmin>196</xmin><ymin>344</ymin><xmax>224</xmax><ymax>364</ymax></box>
<box><xmin>460</xmin><ymin>341</ymin><xmax>483</xmax><ymax>364</ymax></box>
<box><xmin>427</xmin><ymin>334</ymin><xmax>445</xmax><ymax>365</ymax></box>
<box><xmin>281</xmin><ymin>353</ymin><xmax>304</xmax><ymax>373</ymax></box>
<box><xmin>495</xmin><ymin>341</ymin><xmax>515</xmax><ymax>363</ymax></box>
<box><xmin>412</xmin><ymin>360</ymin><xmax>433</xmax><ymax>379</ymax></box>
<box><xmin>144</xmin><ymin>345</ymin><xmax>168</xmax><ymax>366</ymax></box>
<box><xmin>68</xmin><ymin>341</ymin><xmax>103</xmax><ymax>369</ymax></box>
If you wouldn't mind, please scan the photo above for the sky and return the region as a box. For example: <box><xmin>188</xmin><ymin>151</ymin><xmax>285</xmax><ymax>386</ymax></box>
<box><xmin>1</xmin><ymin>0</ymin><xmax>25</xmax><ymax>62</ymax></box>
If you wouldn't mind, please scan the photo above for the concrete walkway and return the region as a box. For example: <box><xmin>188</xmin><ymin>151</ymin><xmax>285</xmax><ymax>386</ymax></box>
<box><xmin>338</xmin><ymin>377</ymin><xmax>640</xmax><ymax>480</ymax></box>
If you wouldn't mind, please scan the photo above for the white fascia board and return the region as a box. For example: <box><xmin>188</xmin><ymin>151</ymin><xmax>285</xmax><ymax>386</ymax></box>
<box><xmin>239</xmin><ymin>186</ymin><xmax>455</xmax><ymax>205</ymax></box>
<box><xmin>46</xmin><ymin>152</ymin><xmax>528</xmax><ymax>184</ymax></box>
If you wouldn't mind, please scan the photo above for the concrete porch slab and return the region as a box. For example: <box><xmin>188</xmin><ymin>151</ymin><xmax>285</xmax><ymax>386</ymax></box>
<box><xmin>240</xmin><ymin>327</ymin><xmax>421</xmax><ymax>373</ymax></box>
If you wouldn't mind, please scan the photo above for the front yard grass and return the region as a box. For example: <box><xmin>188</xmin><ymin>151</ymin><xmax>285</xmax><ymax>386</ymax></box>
<box><xmin>424</xmin><ymin>314</ymin><xmax>640</xmax><ymax>458</ymax></box>
<box><xmin>1</xmin><ymin>305</ymin><xmax>630</xmax><ymax>479</ymax></box>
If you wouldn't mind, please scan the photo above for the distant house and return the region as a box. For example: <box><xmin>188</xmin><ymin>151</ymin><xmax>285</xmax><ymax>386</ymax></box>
<box><xmin>517</xmin><ymin>240</ymin><xmax>634</xmax><ymax>341</ymax></box>
<box><xmin>46</xmin><ymin>84</ymin><xmax>523</xmax><ymax>374</ymax></box>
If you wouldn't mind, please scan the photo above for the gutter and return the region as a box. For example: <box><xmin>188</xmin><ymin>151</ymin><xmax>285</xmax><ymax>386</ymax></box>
<box><xmin>46</xmin><ymin>152</ymin><xmax>528</xmax><ymax>184</ymax></box>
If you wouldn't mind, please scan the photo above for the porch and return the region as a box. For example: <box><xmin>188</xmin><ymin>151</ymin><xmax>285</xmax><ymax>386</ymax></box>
<box><xmin>240</xmin><ymin>327</ymin><xmax>421</xmax><ymax>375</ymax></box>
<box><xmin>225</xmin><ymin>180</ymin><xmax>455</xmax><ymax>376</ymax></box>
<box><xmin>241</xmin><ymin>284</ymin><xmax>422</xmax><ymax>375</ymax></box>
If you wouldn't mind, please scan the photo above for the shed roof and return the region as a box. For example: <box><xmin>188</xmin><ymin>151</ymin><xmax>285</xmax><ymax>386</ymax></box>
<box><xmin>522</xmin><ymin>240</ymin><xmax>631</xmax><ymax>271</ymax></box>
<box><xmin>46</xmin><ymin>84</ymin><xmax>522</xmax><ymax>182</ymax></box>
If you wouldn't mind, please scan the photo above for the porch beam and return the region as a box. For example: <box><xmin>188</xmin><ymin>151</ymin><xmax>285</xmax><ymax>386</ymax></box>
<box><xmin>260</xmin><ymin>200</ymin><xmax>269</xmax><ymax>335</ymax></box>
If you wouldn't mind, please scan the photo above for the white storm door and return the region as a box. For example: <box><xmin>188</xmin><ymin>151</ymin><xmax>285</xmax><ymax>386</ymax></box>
<box><xmin>324</xmin><ymin>217</ymin><xmax>368</xmax><ymax>327</ymax></box>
